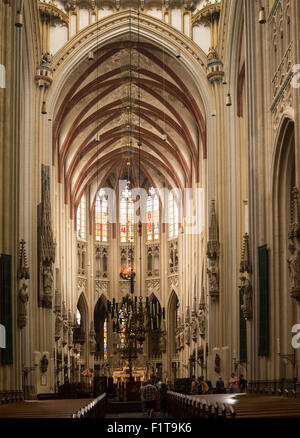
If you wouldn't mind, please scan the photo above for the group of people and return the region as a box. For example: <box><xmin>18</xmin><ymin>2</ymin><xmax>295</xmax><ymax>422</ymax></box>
<box><xmin>140</xmin><ymin>378</ymin><xmax>168</xmax><ymax>418</ymax></box>
<box><xmin>191</xmin><ymin>373</ymin><xmax>247</xmax><ymax>395</ymax></box>
<box><xmin>190</xmin><ymin>376</ymin><xmax>213</xmax><ymax>395</ymax></box>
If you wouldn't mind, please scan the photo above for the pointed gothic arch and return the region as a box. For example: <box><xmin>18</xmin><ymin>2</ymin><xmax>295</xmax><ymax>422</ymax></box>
<box><xmin>94</xmin><ymin>294</ymin><xmax>108</xmax><ymax>360</ymax></box>
<box><xmin>271</xmin><ymin>116</ymin><xmax>296</xmax><ymax>378</ymax></box>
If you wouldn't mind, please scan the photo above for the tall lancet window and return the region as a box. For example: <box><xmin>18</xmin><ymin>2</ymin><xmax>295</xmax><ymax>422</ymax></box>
<box><xmin>120</xmin><ymin>186</ymin><xmax>134</xmax><ymax>243</ymax></box>
<box><xmin>103</xmin><ymin>318</ymin><xmax>108</xmax><ymax>360</ymax></box>
<box><xmin>95</xmin><ymin>189</ymin><xmax>108</xmax><ymax>242</ymax></box>
<box><xmin>168</xmin><ymin>191</ymin><xmax>178</xmax><ymax>238</ymax></box>
<box><xmin>147</xmin><ymin>187</ymin><xmax>160</xmax><ymax>241</ymax></box>
<box><xmin>77</xmin><ymin>194</ymin><xmax>86</xmax><ymax>239</ymax></box>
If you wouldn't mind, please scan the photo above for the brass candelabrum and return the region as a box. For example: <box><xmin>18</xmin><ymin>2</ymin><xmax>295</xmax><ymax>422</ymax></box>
<box><xmin>108</xmin><ymin>294</ymin><xmax>165</xmax><ymax>380</ymax></box>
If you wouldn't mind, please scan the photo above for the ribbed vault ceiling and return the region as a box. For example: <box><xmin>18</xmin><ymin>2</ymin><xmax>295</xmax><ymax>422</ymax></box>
<box><xmin>53</xmin><ymin>36</ymin><xmax>206</xmax><ymax>218</ymax></box>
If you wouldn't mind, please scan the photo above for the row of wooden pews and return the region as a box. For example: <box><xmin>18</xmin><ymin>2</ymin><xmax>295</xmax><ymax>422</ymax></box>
<box><xmin>0</xmin><ymin>393</ymin><xmax>107</xmax><ymax>418</ymax></box>
<box><xmin>234</xmin><ymin>393</ymin><xmax>300</xmax><ymax>418</ymax></box>
<box><xmin>167</xmin><ymin>392</ymin><xmax>300</xmax><ymax>418</ymax></box>
<box><xmin>167</xmin><ymin>392</ymin><xmax>236</xmax><ymax>418</ymax></box>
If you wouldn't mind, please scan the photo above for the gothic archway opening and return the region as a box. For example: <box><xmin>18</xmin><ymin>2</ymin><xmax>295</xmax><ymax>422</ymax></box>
<box><xmin>94</xmin><ymin>296</ymin><xmax>108</xmax><ymax>362</ymax></box>
<box><xmin>73</xmin><ymin>293</ymin><xmax>88</xmax><ymax>380</ymax></box>
<box><xmin>273</xmin><ymin>118</ymin><xmax>297</xmax><ymax>381</ymax></box>
<box><xmin>168</xmin><ymin>290</ymin><xmax>179</xmax><ymax>379</ymax></box>
<box><xmin>147</xmin><ymin>294</ymin><xmax>162</xmax><ymax>361</ymax></box>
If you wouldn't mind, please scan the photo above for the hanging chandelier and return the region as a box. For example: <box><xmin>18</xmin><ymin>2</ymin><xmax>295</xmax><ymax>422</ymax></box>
<box><xmin>107</xmin><ymin>295</ymin><xmax>165</xmax><ymax>378</ymax></box>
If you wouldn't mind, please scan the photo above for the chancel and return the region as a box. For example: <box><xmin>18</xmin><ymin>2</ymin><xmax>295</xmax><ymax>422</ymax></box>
<box><xmin>0</xmin><ymin>0</ymin><xmax>300</xmax><ymax>419</ymax></box>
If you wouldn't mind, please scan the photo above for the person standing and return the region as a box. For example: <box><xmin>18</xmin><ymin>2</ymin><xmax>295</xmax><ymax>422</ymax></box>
<box><xmin>159</xmin><ymin>382</ymin><xmax>168</xmax><ymax>417</ymax></box>
<box><xmin>216</xmin><ymin>376</ymin><xmax>225</xmax><ymax>393</ymax></box>
<box><xmin>141</xmin><ymin>380</ymin><xmax>159</xmax><ymax>418</ymax></box>
<box><xmin>229</xmin><ymin>373</ymin><xmax>238</xmax><ymax>394</ymax></box>
<box><xmin>198</xmin><ymin>376</ymin><xmax>209</xmax><ymax>394</ymax></box>
<box><xmin>239</xmin><ymin>374</ymin><xmax>247</xmax><ymax>393</ymax></box>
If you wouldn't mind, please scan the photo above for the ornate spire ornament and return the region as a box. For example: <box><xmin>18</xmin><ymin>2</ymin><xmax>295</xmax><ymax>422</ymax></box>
<box><xmin>39</xmin><ymin>165</ymin><xmax>56</xmax><ymax>308</ymax></box>
<box><xmin>207</xmin><ymin>200</ymin><xmax>220</xmax><ymax>299</ymax></box>
<box><xmin>239</xmin><ymin>276</ymin><xmax>253</xmax><ymax>320</ymax></box>
<box><xmin>17</xmin><ymin>240</ymin><xmax>30</xmax><ymax>329</ymax></box>
<box><xmin>289</xmin><ymin>187</ymin><xmax>300</xmax><ymax>239</ymax></box>
<box><xmin>17</xmin><ymin>239</ymin><xmax>30</xmax><ymax>280</ymax></box>
<box><xmin>239</xmin><ymin>232</ymin><xmax>253</xmax><ymax>319</ymax></box>
<box><xmin>240</xmin><ymin>233</ymin><xmax>251</xmax><ymax>273</ymax></box>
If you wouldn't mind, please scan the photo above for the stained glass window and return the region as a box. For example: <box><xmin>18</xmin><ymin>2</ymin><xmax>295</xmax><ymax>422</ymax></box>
<box><xmin>103</xmin><ymin>318</ymin><xmax>107</xmax><ymax>360</ymax></box>
<box><xmin>120</xmin><ymin>186</ymin><xmax>134</xmax><ymax>242</ymax></box>
<box><xmin>95</xmin><ymin>189</ymin><xmax>108</xmax><ymax>242</ymax></box>
<box><xmin>76</xmin><ymin>308</ymin><xmax>81</xmax><ymax>326</ymax></box>
<box><xmin>77</xmin><ymin>193</ymin><xmax>86</xmax><ymax>239</ymax></box>
<box><xmin>169</xmin><ymin>191</ymin><xmax>178</xmax><ymax>238</ymax></box>
<box><xmin>147</xmin><ymin>187</ymin><xmax>159</xmax><ymax>241</ymax></box>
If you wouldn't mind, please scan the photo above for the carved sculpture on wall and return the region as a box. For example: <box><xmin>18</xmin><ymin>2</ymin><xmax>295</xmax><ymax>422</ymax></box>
<box><xmin>55</xmin><ymin>310</ymin><xmax>63</xmax><ymax>341</ymax></box>
<box><xmin>214</xmin><ymin>353</ymin><xmax>221</xmax><ymax>374</ymax></box>
<box><xmin>185</xmin><ymin>323</ymin><xmax>191</xmax><ymax>346</ymax></box>
<box><xmin>147</xmin><ymin>244</ymin><xmax>160</xmax><ymax>277</ymax></box>
<box><xmin>18</xmin><ymin>283</ymin><xmax>29</xmax><ymax>329</ymax></box>
<box><xmin>239</xmin><ymin>276</ymin><xmax>253</xmax><ymax>320</ymax></box>
<box><xmin>40</xmin><ymin>355</ymin><xmax>49</xmax><ymax>373</ymax></box>
<box><xmin>287</xmin><ymin>241</ymin><xmax>300</xmax><ymax>300</ymax></box>
<box><xmin>169</xmin><ymin>240</ymin><xmax>178</xmax><ymax>274</ymax></box>
<box><xmin>288</xmin><ymin>187</ymin><xmax>300</xmax><ymax>301</ymax></box>
<box><xmin>240</xmin><ymin>233</ymin><xmax>251</xmax><ymax>274</ymax></box>
<box><xmin>239</xmin><ymin>232</ymin><xmax>253</xmax><ymax>319</ymax></box>
<box><xmin>198</xmin><ymin>311</ymin><xmax>206</xmax><ymax>337</ymax></box>
<box><xmin>207</xmin><ymin>200</ymin><xmax>220</xmax><ymax>299</ymax></box>
<box><xmin>35</xmin><ymin>53</ymin><xmax>53</xmax><ymax>88</ymax></box>
<box><xmin>191</xmin><ymin>318</ymin><xmax>198</xmax><ymax>342</ymax></box>
<box><xmin>39</xmin><ymin>165</ymin><xmax>56</xmax><ymax>308</ymax></box>
<box><xmin>89</xmin><ymin>321</ymin><xmax>96</xmax><ymax>354</ymax></box>
<box><xmin>17</xmin><ymin>240</ymin><xmax>30</xmax><ymax>329</ymax></box>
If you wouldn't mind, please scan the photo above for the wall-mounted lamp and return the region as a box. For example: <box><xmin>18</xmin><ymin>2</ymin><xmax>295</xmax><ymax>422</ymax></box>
<box><xmin>41</xmin><ymin>101</ymin><xmax>47</xmax><ymax>114</ymax></box>
<box><xmin>258</xmin><ymin>7</ymin><xmax>266</xmax><ymax>24</ymax></box>
<box><xmin>15</xmin><ymin>11</ymin><xmax>23</xmax><ymax>28</ymax></box>
<box><xmin>226</xmin><ymin>93</ymin><xmax>232</xmax><ymax>107</ymax></box>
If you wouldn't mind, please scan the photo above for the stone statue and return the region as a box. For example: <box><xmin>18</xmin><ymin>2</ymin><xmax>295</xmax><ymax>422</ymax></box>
<box><xmin>207</xmin><ymin>260</ymin><xmax>219</xmax><ymax>298</ymax></box>
<box><xmin>159</xmin><ymin>331</ymin><xmax>167</xmax><ymax>353</ymax></box>
<box><xmin>198</xmin><ymin>311</ymin><xmax>206</xmax><ymax>337</ymax></box>
<box><xmin>287</xmin><ymin>240</ymin><xmax>300</xmax><ymax>300</ymax></box>
<box><xmin>18</xmin><ymin>283</ymin><xmax>29</xmax><ymax>329</ymax></box>
<box><xmin>240</xmin><ymin>276</ymin><xmax>253</xmax><ymax>320</ymax></box>
<box><xmin>55</xmin><ymin>311</ymin><xmax>63</xmax><ymax>341</ymax></box>
<box><xmin>41</xmin><ymin>52</ymin><xmax>53</xmax><ymax>67</ymax></box>
<box><xmin>43</xmin><ymin>264</ymin><xmax>53</xmax><ymax>307</ymax></box>
<box><xmin>40</xmin><ymin>355</ymin><xmax>49</xmax><ymax>373</ymax></box>
<box><xmin>89</xmin><ymin>322</ymin><xmax>96</xmax><ymax>354</ymax></box>
<box><xmin>191</xmin><ymin>318</ymin><xmax>198</xmax><ymax>342</ymax></box>
<box><xmin>185</xmin><ymin>323</ymin><xmax>191</xmax><ymax>345</ymax></box>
